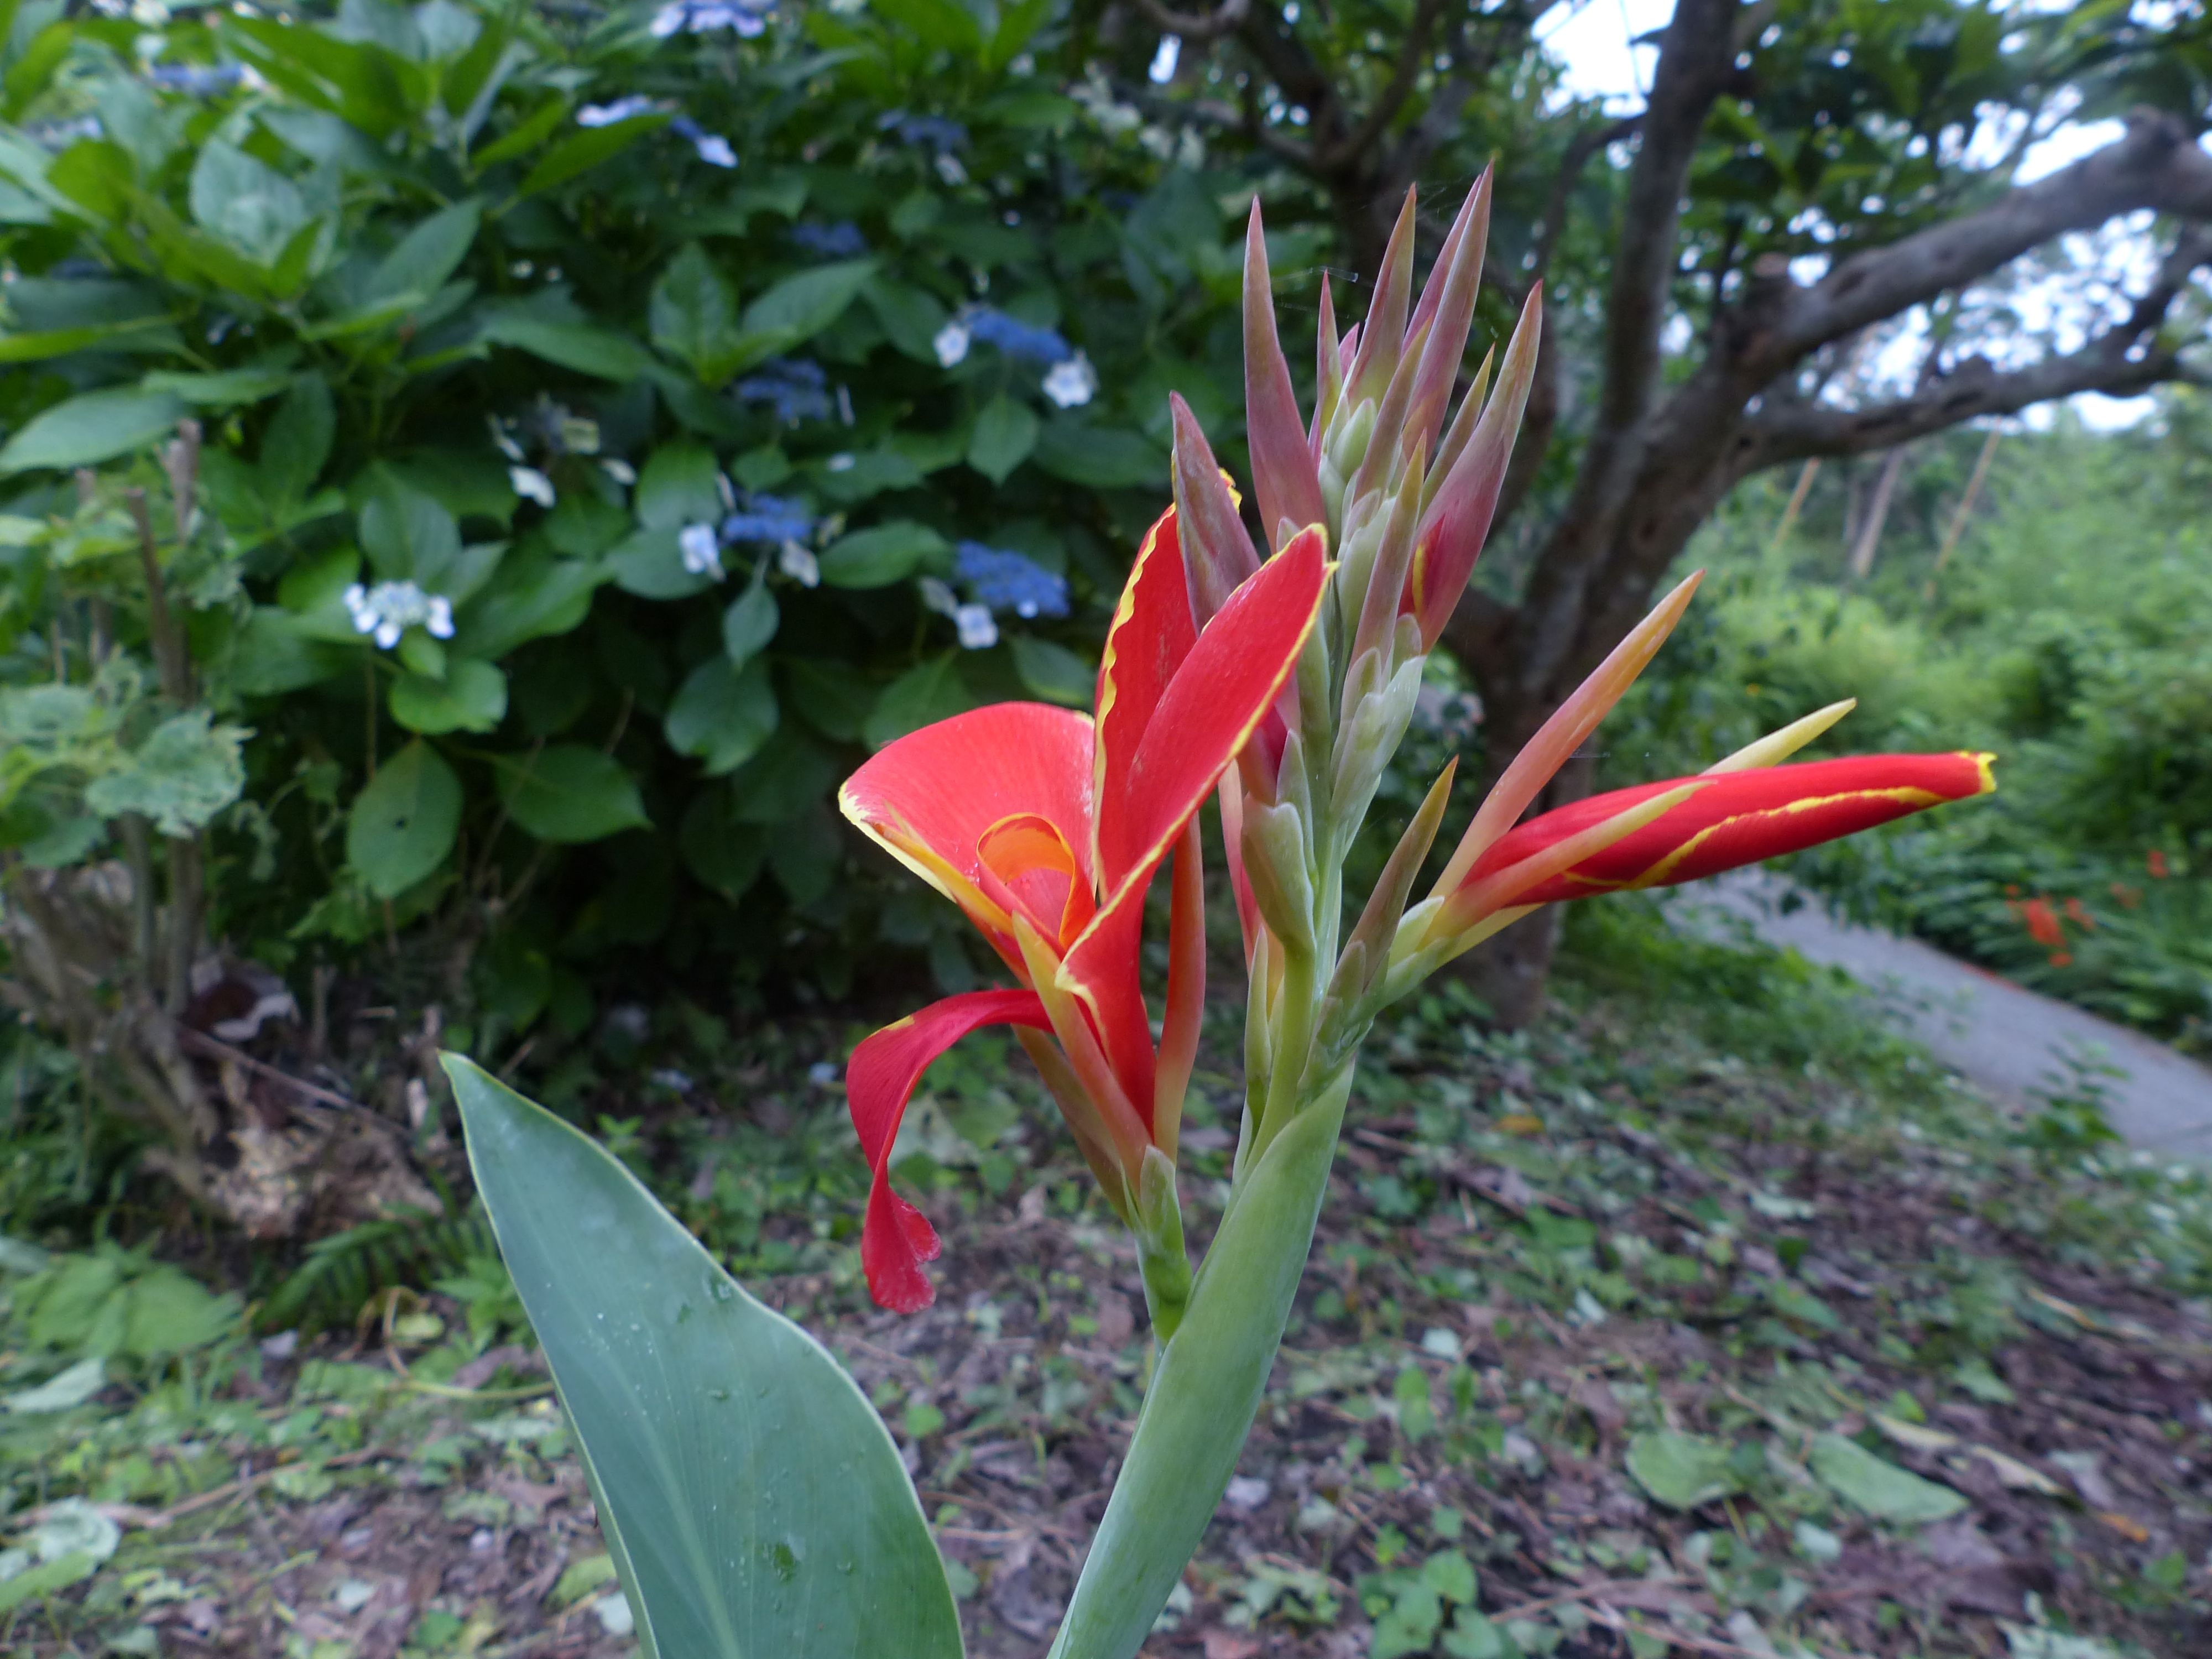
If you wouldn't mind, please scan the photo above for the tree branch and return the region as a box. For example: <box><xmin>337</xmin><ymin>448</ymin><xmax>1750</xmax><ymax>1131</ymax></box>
<box><xmin>1749</xmin><ymin>228</ymin><xmax>2212</xmax><ymax>461</ymax></box>
<box><xmin>1766</xmin><ymin>109</ymin><xmax>2212</xmax><ymax>366</ymax></box>
<box><xmin>1533</xmin><ymin>114</ymin><xmax>1639</xmax><ymax>276</ymax></box>
<box><xmin>1313</xmin><ymin>0</ymin><xmax>1449</xmax><ymax>173</ymax></box>
<box><xmin>1131</xmin><ymin>0</ymin><xmax>1249</xmax><ymax>45</ymax></box>
<box><xmin>1590</xmin><ymin>0</ymin><xmax>1740</xmax><ymax>440</ymax></box>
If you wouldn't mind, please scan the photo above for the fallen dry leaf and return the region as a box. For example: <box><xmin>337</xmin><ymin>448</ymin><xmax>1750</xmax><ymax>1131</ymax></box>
<box><xmin>2095</xmin><ymin>1510</ymin><xmax>2150</xmax><ymax>1542</ymax></box>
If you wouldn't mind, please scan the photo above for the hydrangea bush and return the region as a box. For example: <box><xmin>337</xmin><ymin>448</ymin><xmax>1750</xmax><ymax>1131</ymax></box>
<box><xmin>0</xmin><ymin>0</ymin><xmax>1276</xmax><ymax>1053</ymax></box>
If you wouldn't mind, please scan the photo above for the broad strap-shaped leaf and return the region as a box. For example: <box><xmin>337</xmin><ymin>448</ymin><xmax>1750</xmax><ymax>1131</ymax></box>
<box><xmin>846</xmin><ymin>990</ymin><xmax>1052</xmax><ymax>1312</ymax></box>
<box><xmin>445</xmin><ymin>1057</ymin><xmax>965</xmax><ymax>1659</ymax></box>
<box><xmin>1462</xmin><ymin>752</ymin><xmax>1997</xmax><ymax>904</ymax></box>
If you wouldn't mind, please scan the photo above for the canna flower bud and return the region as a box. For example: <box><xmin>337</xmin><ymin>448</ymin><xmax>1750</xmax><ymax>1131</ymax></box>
<box><xmin>1169</xmin><ymin>393</ymin><xmax>1260</xmax><ymax>630</ymax></box>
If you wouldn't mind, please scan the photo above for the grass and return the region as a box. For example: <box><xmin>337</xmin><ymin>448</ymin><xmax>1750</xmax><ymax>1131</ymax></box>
<box><xmin>2</xmin><ymin>904</ymin><xmax>2208</xmax><ymax>1657</ymax></box>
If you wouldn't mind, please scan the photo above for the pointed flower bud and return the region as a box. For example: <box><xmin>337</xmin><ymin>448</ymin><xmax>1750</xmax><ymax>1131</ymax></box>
<box><xmin>1243</xmin><ymin>202</ymin><xmax>1327</xmax><ymax>552</ymax></box>
<box><xmin>1170</xmin><ymin>393</ymin><xmax>1260</xmax><ymax>630</ymax></box>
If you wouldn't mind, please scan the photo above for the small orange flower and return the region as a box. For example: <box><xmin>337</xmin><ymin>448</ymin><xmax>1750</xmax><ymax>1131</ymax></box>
<box><xmin>2148</xmin><ymin>849</ymin><xmax>2172</xmax><ymax>879</ymax></box>
<box><xmin>2020</xmin><ymin>896</ymin><xmax>2065</xmax><ymax>949</ymax></box>
<box><xmin>2064</xmin><ymin>896</ymin><xmax>2095</xmax><ymax>930</ymax></box>
<box><xmin>2049</xmin><ymin>951</ymin><xmax>2074</xmax><ymax>968</ymax></box>
<box><xmin>2110</xmin><ymin>881</ymin><xmax>2141</xmax><ymax>909</ymax></box>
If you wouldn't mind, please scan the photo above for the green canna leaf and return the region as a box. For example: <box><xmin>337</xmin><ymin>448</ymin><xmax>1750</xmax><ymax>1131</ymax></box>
<box><xmin>445</xmin><ymin>1057</ymin><xmax>966</xmax><ymax>1659</ymax></box>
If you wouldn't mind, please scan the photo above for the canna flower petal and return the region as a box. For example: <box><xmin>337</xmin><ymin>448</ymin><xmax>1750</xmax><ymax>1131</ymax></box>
<box><xmin>1463</xmin><ymin>752</ymin><xmax>1998</xmax><ymax>906</ymax></box>
<box><xmin>1091</xmin><ymin>526</ymin><xmax>1328</xmax><ymax>896</ymax></box>
<box><xmin>840</xmin><ymin>703</ymin><xmax>1095</xmax><ymax>964</ymax></box>
<box><xmin>1432</xmin><ymin>567</ymin><xmax>1701</xmax><ymax>898</ymax></box>
<box><xmin>1093</xmin><ymin>507</ymin><xmax>1199</xmax><ymax>894</ymax></box>
<box><xmin>848</xmin><ymin>989</ymin><xmax>1053</xmax><ymax>1311</ymax></box>
<box><xmin>1066</xmin><ymin>529</ymin><xmax>1329</xmax><ymax>1114</ymax></box>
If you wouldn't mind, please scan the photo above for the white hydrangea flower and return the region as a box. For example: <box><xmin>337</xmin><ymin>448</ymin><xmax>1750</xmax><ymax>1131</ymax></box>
<box><xmin>933</xmin><ymin>321</ymin><xmax>971</xmax><ymax>368</ymax></box>
<box><xmin>825</xmin><ymin>452</ymin><xmax>855</xmax><ymax>472</ymax></box>
<box><xmin>1041</xmin><ymin>352</ymin><xmax>1098</xmax><ymax>410</ymax></box>
<box><xmin>778</xmin><ymin>539</ymin><xmax>820</xmax><ymax>587</ymax></box>
<box><xmin>509</xmin><ymin>466</ymin><xmax>555</xmax><ymax>508</ymax></box>
<box><xmin>693</xmin><ymin>133</ymin><xmax>737</xmax><ymax>168</ymax></box>
<box><xmin>601</xmin><ymin>458</ymin><xmax>637</xmax><ymax>486</ymax></box>
<box><xmin>953</xmin><ymin>603</ymin><xmax>998</xmax><ymax>650</ymax></box>
<box><xmin>343</xmin><ymin>581</ymin><xmax>455</xmax><ymax>650</ymax></box>
<box><xmin>919</xmin><ymin>576</ymin><xmax>959</xmax><ymax>617</ymax></box>
<box><xmin>1148</xmin><ymin>35</ymin><xmax>1181</xmax><ymax>83</ymax></box>
<box><xmin>934</xmin><ymin>152</ymin><xmax>968</xmax><ymax>187</ymax></box>
<box><xmin>679</xmin><ymin>522</ymin><xmax>725</xmax><ymax>580</ymax></box>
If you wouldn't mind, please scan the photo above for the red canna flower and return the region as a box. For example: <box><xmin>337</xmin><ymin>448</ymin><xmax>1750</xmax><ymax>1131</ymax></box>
<box><xmin>1402</xmin><ymin>571</ymin><xmax>2000</xmax><ymax>965</ymax></box>
<box><xmin>2019</xmin><ymin>896</ymin><xmax>2064</xmax><ymax>949</ymax></box>
<box><xmin>1444</xmin><ymin>752</ymin><xmax>1998</xmax><ymax>926</ymax></box>
<box><xmin>839</xmin><ymin>512</ymin><xmax>1327</xmax><ymax>1311</ymax></box>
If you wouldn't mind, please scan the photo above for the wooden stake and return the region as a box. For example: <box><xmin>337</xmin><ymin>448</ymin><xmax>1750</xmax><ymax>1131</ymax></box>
<box><xmin>1847</xmin><ymin>446</ymin><xmax>1908</xmax><ymax>580</ymax></box>
<box><xmin>1927</xmin><ymin>425</ymin><xmax>2001</xmax><ymax>598</ymax></box>
<box><xmin>1768</xmin><ymin>458</ymin><xmax>1820</xmax><ymax>554</ymax></box>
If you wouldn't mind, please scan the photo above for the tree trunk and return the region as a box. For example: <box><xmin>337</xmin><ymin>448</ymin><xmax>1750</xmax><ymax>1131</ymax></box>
<box><xmin>1457</xmin><ymin>905</ymin><xmax>1566</xmax><ymax>1028</ymax></box>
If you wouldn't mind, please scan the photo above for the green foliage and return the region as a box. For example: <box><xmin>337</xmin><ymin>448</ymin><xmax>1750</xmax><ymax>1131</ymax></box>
<box><xmin>1626</xmin><ymin>408</ymin><xmax>2212</xmax><ymax>1051</ymax></box>
<box><xmin>7</xmin><ymin>1239</ymin><xmax>239</xmax><ymax>1365</ymax></box>
<box><xmin>0</xmin><ymin>0</ymin><xmax>1270</xmax><ymax>1036</ymax></box>
<box><xmin>255</xmin><ymin>1203</ymin><xmax>499</xmax><ymax>1335</ymax></box>
<box><xmin>446</xmin><ymin>1054</ymin><xmax>963</xmax><ymax>1659</ymax></box>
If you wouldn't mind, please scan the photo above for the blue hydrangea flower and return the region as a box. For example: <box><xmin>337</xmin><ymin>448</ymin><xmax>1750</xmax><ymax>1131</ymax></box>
<box><xmin>878</xmin><ymin>111</ymin><xmax>968</xmax><ymax>152</ymax></box>
<box><xmin>733</xmin><ymin>358</ymin><xmax>832</xmax><ymax>423</ymax></box>
<box><xmin>669</xmin><ymin>115</ymin><xmax>738</xmax><ymax>168</ymax></box>
<box><xmin>721</xmin><ymin>492</ymin><xmax>817</xmax><ymax>545</ymax></box>
<box><xmin>963</xmin><ymin>307</ymin><xmax>1073</xmax><ymax>366</ymax></box>
<box><xmin>954</xmin><ymin>543</ymin><xmax>1070</xmax><ymax>619</ymax></box>
<box><xmin>792</xmin><ymin>221</ymin><xmax>869</xmax><ymax>258</ymax></box>
<box><xmin>147</xmin><ymin>63</ymin><xmax>243</xmax><ymax>96</ymax></box>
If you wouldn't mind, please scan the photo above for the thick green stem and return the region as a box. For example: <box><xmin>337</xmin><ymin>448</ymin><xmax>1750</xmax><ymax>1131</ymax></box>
<box><xmin>1047</xmin><ymin>1066</ymin><xmax>1354</xmax><ymax>1659</ymax></box>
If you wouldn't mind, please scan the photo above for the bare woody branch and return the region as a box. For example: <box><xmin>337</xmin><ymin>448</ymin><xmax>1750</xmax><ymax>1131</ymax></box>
<box><xmin>1765</xmin><ymin>111</ymin><xmax>2212</xmax><ymax>367</ymax></box>
<box><xmin>1131</xmin><ymin>0</ymin><xmax>1250</xmax><ymax>44</ymax></box>
<box><xmin>1751</xmin><ymin>227</ymin><xmax>2212</xmax><ymax>461</ymax></box>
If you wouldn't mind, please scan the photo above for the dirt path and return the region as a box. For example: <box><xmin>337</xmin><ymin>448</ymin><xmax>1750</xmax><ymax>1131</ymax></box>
<box><xmin>1678</xmin><ymin>870</ymin><xmax>2212</xmax><ymax>1156</ymax></box>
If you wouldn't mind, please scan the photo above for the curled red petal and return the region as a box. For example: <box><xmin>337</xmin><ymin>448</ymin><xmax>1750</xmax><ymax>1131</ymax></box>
<box><xmin>848</xmin><ymin>989</ymin><xmax>1052</xmax><ymax>1312</ymax></box>
<box><xmin>841</xmin><ymin>703</ymin><xmax>1095</xmax><ymax>953</ymax></box>
<box><xmin>1465</xmin><ymin>753</ymin><xmax>1997</xmax><ymax>905</ymax></box>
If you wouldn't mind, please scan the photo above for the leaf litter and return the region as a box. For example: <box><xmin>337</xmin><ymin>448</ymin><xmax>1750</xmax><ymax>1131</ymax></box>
<box><xmin>3</xmin><ymin>917</ymin><xmax>2208</xmax><ymax>1657</ymax></box>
